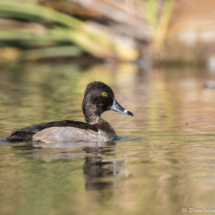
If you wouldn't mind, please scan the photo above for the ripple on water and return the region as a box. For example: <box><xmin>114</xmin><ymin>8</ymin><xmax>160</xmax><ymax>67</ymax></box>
<box><xmin>1</xmin><ymin>65</ymin><xmax>215</xmax><ymax>215</ymax></box>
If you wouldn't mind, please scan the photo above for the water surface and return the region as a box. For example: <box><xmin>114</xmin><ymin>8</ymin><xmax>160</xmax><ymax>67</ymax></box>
<box><xmin>0</xmin><ymin>64</ymin><xmax>215</xmax><ymax>215</ymax></box>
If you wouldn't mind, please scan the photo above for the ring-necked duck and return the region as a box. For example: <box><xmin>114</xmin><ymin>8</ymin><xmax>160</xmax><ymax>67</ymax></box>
<box><xmin>7</xmin><ymin>81</ymin><xmax>133</xmax><ymax>143</ymax></box>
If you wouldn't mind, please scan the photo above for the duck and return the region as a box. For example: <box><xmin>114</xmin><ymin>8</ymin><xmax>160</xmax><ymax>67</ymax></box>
<box><xmin>6</xmin><ymin>81</ymin><xmax>133</xmax><ymax>143</ymax></box>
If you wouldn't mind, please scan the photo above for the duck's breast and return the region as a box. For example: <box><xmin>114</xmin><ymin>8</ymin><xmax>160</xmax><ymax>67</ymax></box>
<box><xmin>33</xmin><ymin>127</ymin><xmax>100</xmax><ymax>143</ymax></box>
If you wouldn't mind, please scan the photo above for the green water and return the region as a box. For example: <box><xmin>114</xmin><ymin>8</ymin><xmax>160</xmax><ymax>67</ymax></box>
<box><xmin>1</xmin><ymin>63</ymin><xmax>215</xmax><ymax>215</ymax></box>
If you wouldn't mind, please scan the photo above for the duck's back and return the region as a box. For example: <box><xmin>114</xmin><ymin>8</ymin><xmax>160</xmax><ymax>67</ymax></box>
<box><xmin>7</xmin><ymin>120</ymin><xmax>98</xmax><ymax>142</ymax></box>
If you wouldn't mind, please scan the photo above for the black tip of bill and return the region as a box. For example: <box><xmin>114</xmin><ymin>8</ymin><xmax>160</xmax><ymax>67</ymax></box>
<box><xmin>110</xmin><ymin>98</ymin><xmax>133</xmax><ymax>117</ymax></box>
<box><xmin>127</xmin><ymin>111</ymin><xmax>133</xmax><ymax>116</ymax></box>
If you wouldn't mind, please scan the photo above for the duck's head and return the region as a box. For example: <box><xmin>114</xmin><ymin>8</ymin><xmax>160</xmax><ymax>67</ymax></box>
<box><xmin>82</xmin><ymin>81</ymin><xmax>133</xmax><ymax>123</ymax></box>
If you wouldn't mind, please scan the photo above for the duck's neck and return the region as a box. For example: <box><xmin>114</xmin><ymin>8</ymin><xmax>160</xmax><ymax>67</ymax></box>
<box><xmin>85</xmin><ymin>112</ymin><xmax>109</xmax><ymax>130</ymax></box>
<box><xmin>82</xmin><ymin>101</ymin><xmax>100</xmax><ymax>125</ymax></box>
<box><xmin>84</xmin><ymin>112</ymin><xmax>101</xmax><ymax>125</ymax></box>
<box><xmin>83</xmin><ymin>108</ymin><xmax>116</xmax><ymax>140</ymax></box>
<box><xmin>89</xmin><ymin>115</ymin><xmax>116</xmax><ymax>141</ymax></box>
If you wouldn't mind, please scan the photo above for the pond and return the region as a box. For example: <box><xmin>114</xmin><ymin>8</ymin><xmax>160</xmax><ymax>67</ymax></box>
<box><xmin>1</xmin><ymin>63</ymin><xmax>215</xmax><ymax>215</ymax></box>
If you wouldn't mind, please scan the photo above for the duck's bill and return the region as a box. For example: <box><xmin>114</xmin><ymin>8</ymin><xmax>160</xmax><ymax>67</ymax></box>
<box><xmin>110</xmin><ymin>98</ymin><xmax>133</xmax><ymax>116</ymax></box>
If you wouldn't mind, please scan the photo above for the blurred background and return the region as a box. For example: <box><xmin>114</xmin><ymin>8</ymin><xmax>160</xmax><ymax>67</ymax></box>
<box><xmin>2</xmin><ymin>1</ymin><xmax>215</xmax><ymax>215</ymax></box>
<box><xmin>0</xmin><ymin>0</ymin><xmax>215</xmax><ymax>65</ymax></box>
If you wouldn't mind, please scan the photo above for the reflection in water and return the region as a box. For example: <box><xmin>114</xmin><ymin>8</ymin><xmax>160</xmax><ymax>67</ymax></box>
<box><xmin>1</xmin><ymin>64</ymin><xmax>215</xmax><ymax>215</ymax></box>
<box><xmin>83</xmin><ymin>143</ymin><xmax>119</xmax><ymax>190</ymax></box>
<box><xmin>12</xmin><ymin>141</ymin><xmax>124</xmax><ymax>192</ymax></box>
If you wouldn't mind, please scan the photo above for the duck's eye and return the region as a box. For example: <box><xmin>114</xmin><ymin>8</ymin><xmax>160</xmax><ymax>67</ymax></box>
<box><xmin>103</xmin><ymin>92</ymin><xmax>108</xmax><ymax>97</ymax></box>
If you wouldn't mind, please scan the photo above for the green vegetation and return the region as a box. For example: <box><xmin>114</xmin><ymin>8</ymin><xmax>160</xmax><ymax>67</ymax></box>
<box><xmin>0</xmin><ymin>0</ymin><xmax>212</xmax><ymax>63</ymax></box>
<box><xmin>0</xmin><ymin>1</ymin><xmax>138</xmax><ymax>62</ymax></box>
<box><xmin>145</xmin><ymin>0</ymin><xmax>175</xmax><ymax>58</ymax></box>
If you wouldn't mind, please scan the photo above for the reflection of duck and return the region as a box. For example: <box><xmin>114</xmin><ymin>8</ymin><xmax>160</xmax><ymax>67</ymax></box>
<box><xmin>83</xmin><ymin>144</ymin><xmax>117</xmax><ymax>190</ymax></box>
<box><xmin>7</xmin><ymin>82</ymin><xmax>133</xmax><ymax>144</ymax></box>
<box><xmin>83</xmin><ymin>145</ymin><xmax>130</xmax><ymax>190</ymax></box>
<box><xmin>12</xmin><ymin>141</ymin><xmax>123</xmax><ymax>190</ymax></box>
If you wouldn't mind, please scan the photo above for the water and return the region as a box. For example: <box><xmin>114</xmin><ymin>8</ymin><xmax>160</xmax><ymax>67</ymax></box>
<box><xmin>1</xmin><ymin>63</ymin><xmax>215</xmax><ymax>215</ymax></box>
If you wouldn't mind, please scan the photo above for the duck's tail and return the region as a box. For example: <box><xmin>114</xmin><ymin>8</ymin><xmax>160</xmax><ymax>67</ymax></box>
<box><xmin>6</xmin><ymin>131</ymin><xmax>35</xmax><ymax>142</ymax></box>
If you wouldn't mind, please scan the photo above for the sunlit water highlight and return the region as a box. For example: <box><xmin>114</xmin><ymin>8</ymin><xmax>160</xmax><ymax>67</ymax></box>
<box><xmin>1</xmin><ymin>64</ymin><xmax>215</xmax><ymax>215</ymax></box>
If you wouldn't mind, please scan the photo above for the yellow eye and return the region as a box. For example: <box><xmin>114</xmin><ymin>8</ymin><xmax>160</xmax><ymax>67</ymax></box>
<box><xmin>103</xmin><ymin>92</ymin><xmax>108</xmax><ymax>97</ymax></box>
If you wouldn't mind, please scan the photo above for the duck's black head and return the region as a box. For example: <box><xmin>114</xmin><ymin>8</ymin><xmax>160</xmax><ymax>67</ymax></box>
<box><xmin>82</xmin><ymin>81</ymin><xmax>133</xmax><ymax>123</ymax></box>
